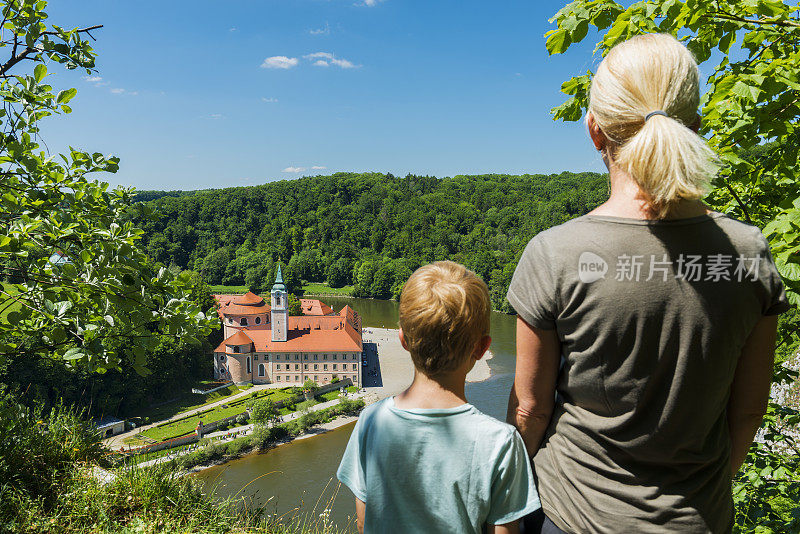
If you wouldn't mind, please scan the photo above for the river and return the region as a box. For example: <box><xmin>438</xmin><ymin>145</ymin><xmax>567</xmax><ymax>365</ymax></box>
<box><xmin>195</xmin><ymin>296</ymin><xmax>518</xmax><ymax>530</ymax></box>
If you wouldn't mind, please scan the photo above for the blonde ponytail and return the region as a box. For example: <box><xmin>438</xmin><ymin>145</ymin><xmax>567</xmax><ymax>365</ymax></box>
<box><xmin>588</xmin><ymin>33</ymin><xmax>718</xmax><ymax>216</ymax></box>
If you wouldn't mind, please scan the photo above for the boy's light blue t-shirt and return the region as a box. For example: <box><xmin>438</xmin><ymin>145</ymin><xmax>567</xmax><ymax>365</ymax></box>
<box><xmin>336</xmin><ymin>397</ymin><xmax>540</xmax><ymax>533</ymax></box>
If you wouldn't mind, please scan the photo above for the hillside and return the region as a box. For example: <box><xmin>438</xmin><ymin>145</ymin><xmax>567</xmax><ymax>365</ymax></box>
<box><xmin>137</xmin><ymin>172</ymin><xmax>607</xmax><ymax>311</ymax></box>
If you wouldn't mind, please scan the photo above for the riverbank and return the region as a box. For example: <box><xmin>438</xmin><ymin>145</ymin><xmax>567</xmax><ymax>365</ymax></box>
<box><xmin>361</xmin><ymin>327</ymin><xmax>493</xmax><ymax>396</ymax></box>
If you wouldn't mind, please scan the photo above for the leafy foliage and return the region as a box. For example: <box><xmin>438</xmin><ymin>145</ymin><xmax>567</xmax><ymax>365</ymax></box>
<box><xmin>0</xmin><ymin>0</ymin><xmax>217</xmax><ymax>375</ymax></box>
<box><xmin>546</xmin><ymin>1</ymin><xmax>800</xmax><ymax>531</ymax></box>
<box><xmin>138</xmin><ymin>171</ymin><xmax>607</xmax><ymax>311</ymax></box>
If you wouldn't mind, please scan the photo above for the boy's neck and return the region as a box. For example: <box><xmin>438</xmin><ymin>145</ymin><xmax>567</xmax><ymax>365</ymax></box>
<box><xmin>394</xmin><ymin>368</ymin><xmax>469</xmax><ymax>410</ymax></box>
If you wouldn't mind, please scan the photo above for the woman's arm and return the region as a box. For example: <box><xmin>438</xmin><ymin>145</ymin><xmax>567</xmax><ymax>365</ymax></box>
<box><xmin>507</xmin><ymin>317</ymin><xmax>561</xmax><ymax>454</ymax></box>
<box><xmin>355</xmin><ymin>498</ymin><xmax>365</xmax><ymax>534</ymax></box>
<box><xmin>728</xmin><ymin>314</ymin><xmax>779</xmax><ymax>476</ymax></box>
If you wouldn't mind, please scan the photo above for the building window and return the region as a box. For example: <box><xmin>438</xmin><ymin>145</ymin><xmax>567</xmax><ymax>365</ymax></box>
<box><xmin>304</xmin><ymin>364</ymin><xmax>308</xmax><ymax>370</ymax></box>
<box><xmin>353</xmin><ymin>364</ymin><xmax>357</xmax><ymax>370</ymax></box>
<box><xmin>333</xmin><ymin>354</ymin><xmax>337</xmax><ymax>360</ymax></box>
<box><xmin>233</xmin><ymin>346</ymin><xmax>239</xmax><ymax>354</ymax></box>
<box><xmin>294</xmin><ymin>354</ymin><xmax>299</xmax><ymax>360</ymax></box>
<box><xmin>254</xmin><ymin>355</ymin><xmax>258</xmax><ymax>361</ymax></box>
<box><xmin>333</xmin><ymin>364</ymin><xmax>337</xmax><ymax>370</ymax></box>
<box><xmin>219</xmin><ymin>354</ymin><xmax>226</xmax><ymax>362</ymax></box>
<box><xmin>314</xmin><ymin>375</ymin><xmax>318</xmax><ymax>381</ymax></box>
<box><xmin>255</xmin><ymin>316</ymin><xmax>261</xmax><ymax>325</ymax></box>
<box><xmin>247</xmin><ymin>357</ymin><xmax>251</xmax><ymax>374</ymax></box>
<box><xmin>277</xmin><ymin>376</ymin><xmax>281</xmax><ymax>381</ymax></box>
<box><xmin>295</xmin><ymin>375</ymin><xmax>299</xmax><ymax>382</ymax></box>
<box><xmin>258</xmin><ymin>364</ymin><xmax>265</xmax><ymax>377</ymax></box>
<box><xmin>323</xmin><ymin>354</ymin><xmax>328</xmax><ymax>360</ymax></box>
<box><xmin>314</xmin><ymin>364</ymin><xmax>318</xmax><ymax>370</ymax></box>
<box><xmin>241</xmin><ymin>317</ymin><xmax>248</xmax><ymax>326</ymax></box>
<box><xmin>314</xmin><ymin>354</ymin><xmax>318</xmax><ymax>360</ymax></box>
<box><xmin>304</xmin><ymin>354</ymin><xmax>308</xmax><ymax>360</ymax></box>
<box><xmin>295</xmin><ymin>364</ymin><xmax>299</xmax><ymax>370</ymax></box>
<box><xmin>353</xmin><ymin>354</ymin><xmax>358</xmax><ymax>360</ymax></box>
<box><xmin>323</xmin><ymin>364</ymin><xmax>328</xmax><ymax>370</ymax></box>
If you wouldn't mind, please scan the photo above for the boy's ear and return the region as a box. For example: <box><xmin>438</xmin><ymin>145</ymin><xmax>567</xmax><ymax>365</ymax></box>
<box><xmin>399</xmin><ymin>328</ymin><xmax>408</xmax><ymax>351</ymax></box>
<box><xmin>473</xmin><ymin>335</ymin><xmax>492</xmax><ymax>361</ymax></box>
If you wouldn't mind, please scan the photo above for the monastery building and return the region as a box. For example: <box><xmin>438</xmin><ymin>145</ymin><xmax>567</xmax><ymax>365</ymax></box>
<box><xmin>212</xmin><ymin>266</ymin><xmax>363</xmax><ymax>387</ymax></box>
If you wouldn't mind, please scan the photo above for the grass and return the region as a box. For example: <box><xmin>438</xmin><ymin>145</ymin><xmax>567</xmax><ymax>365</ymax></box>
<box><xmin>209</xmin><ymin>284</ymin><xmax>249</xmax><ymax>294</ymax></box>
<box><xmin>130</xmin><ymin>383</ymin><xmax>249</xmax><ymax>425</ymax></box>
<box><xmin>3</xmin><ymin>395</ymin><xmax>364</xmax><ymax>532</ymax></box>
<box><xmin>136</xmin><ymin>388</ymin><xmax>300</xmax><ymax>443</ymax></box>
<box><xmin>301</xmin><ymin>282</ymin><xmax>354</xmax><ymax>297</ymax></box>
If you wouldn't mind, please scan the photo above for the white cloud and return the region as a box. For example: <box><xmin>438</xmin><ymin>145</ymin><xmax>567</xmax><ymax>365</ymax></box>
<box><xmin>261</xmin><ymin>56</ymin><xmax>299</xmax><ymax>69</ymax></box>
<box><xmin>110</xmin><ymin>88</ymin><xmax>125</xmax><ymax>94</ymax></box>
<box><xmin>360</xmin><ymin>0</ymin><xmax>383</xmax><ymax>5</ymax></box>
<box><xmin>261</xmin><ymin>97</ymin><xmax>278</xmax><ymax>103</ymax></box>
<box><xmin>210</xmin><ymin>113</ymin><xmax>224</xmax><ymax>119</ymax></box>
<box><xmin>312</xmin><ymin>166</ymin><xmax>327</xmax><ymax>170</ymax></box>
<box><xmin>309</xmin><ymin>22</ymin><xmax>330</xmax><ymax>36</ymax></box>
<box><xmin>229</xmin><ymin>27</ymin><xmax>237</xmax><ymax>32</ymax></box>
<box><xmin>83</xmin><ymin>75</ymin><xmax>108</xmax><ymax>87</ymax></box>
<box><xmin>304</xmin><ymin>52</ymin><xmax>359</xmax><ymax>69</ymax></box>
<box><xmin>283</xmin><ymin>166</ymin><xmax>307</xmax><ymax>173</ymax></box>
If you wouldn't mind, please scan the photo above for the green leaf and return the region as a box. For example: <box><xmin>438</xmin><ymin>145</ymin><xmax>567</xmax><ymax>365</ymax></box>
<box><xmin>63</xmin><ymin>348</ymin><xmax>84</xmax><ymax>360</ymax></box>
<box><xmin>545</xmin><ymin>29</ymin><xmax>572</xmax><ymax>55</ymax></box>
<box><xmin>34</xmin><ymin>63</ymin><xmax>46</xmax><ymax>83</ymax></box>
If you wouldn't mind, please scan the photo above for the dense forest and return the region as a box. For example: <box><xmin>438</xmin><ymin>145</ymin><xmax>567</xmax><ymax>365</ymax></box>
<box><xmin>137</xmin><ymin>171</ymin><xmax>608</xmax><ymax>311</ymax></box>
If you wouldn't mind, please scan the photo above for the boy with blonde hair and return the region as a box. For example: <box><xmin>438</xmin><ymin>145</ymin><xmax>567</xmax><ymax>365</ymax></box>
<box><xmin>337</xmin><ymin>261</ymin><xmax>540</xmax><ymax>533</ymax></box>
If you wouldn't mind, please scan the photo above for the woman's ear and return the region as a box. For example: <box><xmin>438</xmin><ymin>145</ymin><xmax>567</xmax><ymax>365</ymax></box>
<box><xmin>586</xmin><ymin>112</ymin><xmax>607</xmax><ymax>151</ymax></box>
<box><xmin>399</xmin><ymin>328</ymin><xmax>408</xmax><ymax>351</ymax></box>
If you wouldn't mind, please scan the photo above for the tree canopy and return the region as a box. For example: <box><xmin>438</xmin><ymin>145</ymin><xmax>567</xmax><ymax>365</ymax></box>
<box><xmin>0</xmin><ymin>0</ymin><xmax>217</xmax><ymax>376</ymax></box>
<box><xmin>137</xmin><ymin>171</ymin><xmax>608</xmax><ymax>311</ymax></box>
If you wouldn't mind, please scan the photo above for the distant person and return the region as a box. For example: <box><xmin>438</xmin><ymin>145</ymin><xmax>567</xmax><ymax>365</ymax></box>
<box><xmin>338</xmin><ymin>261</ymin><xmax>540</xmax><ymax>533</ymax></box>
<box><xmin>506</xmin><ymin>33</ymin><xmax>789</xmax><ymax>533</ymax></box>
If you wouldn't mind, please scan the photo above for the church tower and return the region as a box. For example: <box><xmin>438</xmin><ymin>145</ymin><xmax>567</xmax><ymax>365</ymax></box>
<box><xmin>271</xmin><ymin>264</ymin><xmax>288</xmax><ymax>342</ymax></box>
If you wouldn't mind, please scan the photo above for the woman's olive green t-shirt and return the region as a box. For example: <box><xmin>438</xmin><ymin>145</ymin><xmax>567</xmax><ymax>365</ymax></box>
<box><xmin>507</xmin><ymin>212</ymin><xmax>789</xmax><ymax>534</ymax></box>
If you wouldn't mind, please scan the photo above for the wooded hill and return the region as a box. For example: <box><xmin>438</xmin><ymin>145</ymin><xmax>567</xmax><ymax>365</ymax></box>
<box><xmin>136</xmin><ymin>172</ymin><xmax>607</xmax><ymax>311</ymax></box>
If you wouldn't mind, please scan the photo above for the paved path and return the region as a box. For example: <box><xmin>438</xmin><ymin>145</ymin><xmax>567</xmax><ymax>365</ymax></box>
<box><xmin>104</xmin><ymin>382</ymin><xmax>288</xmax><ymax>449</ymax></box>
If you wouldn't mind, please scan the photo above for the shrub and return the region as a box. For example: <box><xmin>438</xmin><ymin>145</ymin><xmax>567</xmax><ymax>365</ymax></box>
<box><xmin>225</xmin><ymin>438</ymin><xmax>251</xmax><ymax>458</ymax></box>
<box><xmin>0</xmin><ymin>394</ymin><xmax>104</xmax><ymax>521</ymax></box>
<box><xmin>250</xmin><ymin>398</ymin><xmax>278</xmax><ymax>425</ymax></box>
<box><xmin>236</xmin><ymin>413</ymin><xmax>249</xmax><ymax>425</ymax></box>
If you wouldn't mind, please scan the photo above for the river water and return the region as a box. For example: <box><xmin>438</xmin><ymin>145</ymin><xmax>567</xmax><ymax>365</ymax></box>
<box><xmin>195</xmin><ymin>297</ymin><xmax>518</xmax><ymax>530</ymax></box>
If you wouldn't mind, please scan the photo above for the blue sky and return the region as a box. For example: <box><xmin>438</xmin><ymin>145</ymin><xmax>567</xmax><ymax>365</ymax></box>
<box><xmin>42</xmin><ymin>0</ymin><xmax>606</xmax><ymax>191</ymax></box>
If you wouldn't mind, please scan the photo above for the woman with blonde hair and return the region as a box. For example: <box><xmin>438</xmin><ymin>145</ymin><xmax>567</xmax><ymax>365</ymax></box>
<box><xmin>507</xmin><ymin>33</ymin><xmax>789</xmax><ymax>533</ymax></box>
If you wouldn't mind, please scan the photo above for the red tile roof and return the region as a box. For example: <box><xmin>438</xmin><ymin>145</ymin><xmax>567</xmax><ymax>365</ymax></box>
<box><xmin>214</xmin><ymin>300</ymin><xmax>363</xmax><ymax>354</ymax></box>
<box><xmin>299</xmin><ymin>299</ymin><xmax>335</xmax><ymax>316</ymax></box>
<box><xmin>213</xmin><ymin>293</ymin><xmax>270</xmax><ymax>318</ymax></box>
<box><xmin>225</xmin><ymin>330</ymin><xmax>254</xmax><ymax>346</ymax></box>
<box><xmin>233</xmin><ymin>291</ymin><xmax>264</xmax><ymax>305</ymax></box>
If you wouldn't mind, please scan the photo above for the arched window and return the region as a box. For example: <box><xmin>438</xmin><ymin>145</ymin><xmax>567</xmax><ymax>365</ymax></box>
<box><xmin>255</xmin><ymin>316</ymin><xmax>261</xmax><ymax>325</ymax></box>
<box><xmin>258</xmin><ymin>364</ymin><xmax>265</xmax><ymax>377</ymax></box>
<box><xmin>247</xmin><ymin>357</ymin><xmax>252</xmax><ymax>374</ymax></box>
<box><xmin>240</xmin><ymin>317</ymin><xmax>248</xmax><ymax>326</ymax></box>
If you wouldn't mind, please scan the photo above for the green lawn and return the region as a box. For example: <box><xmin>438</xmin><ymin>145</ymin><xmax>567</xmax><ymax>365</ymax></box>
<box><xmin>302</xmin><ymin>282</ymin><xmax>354</xmax><ymax>296</ymax></box>
<box><xmin>209</xmin><ymin>284</ymin><xmax>248</xmax><ymax>294</ymax></box>
<box><xmin>136</xmin><ymin>387</ymin><xmax>299</xmax><ymax>442</ymax></box>
<box><xmin>130</xmin><ymin>383</ymin><xmax>251</xmax><ymax>424</ymax></box>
